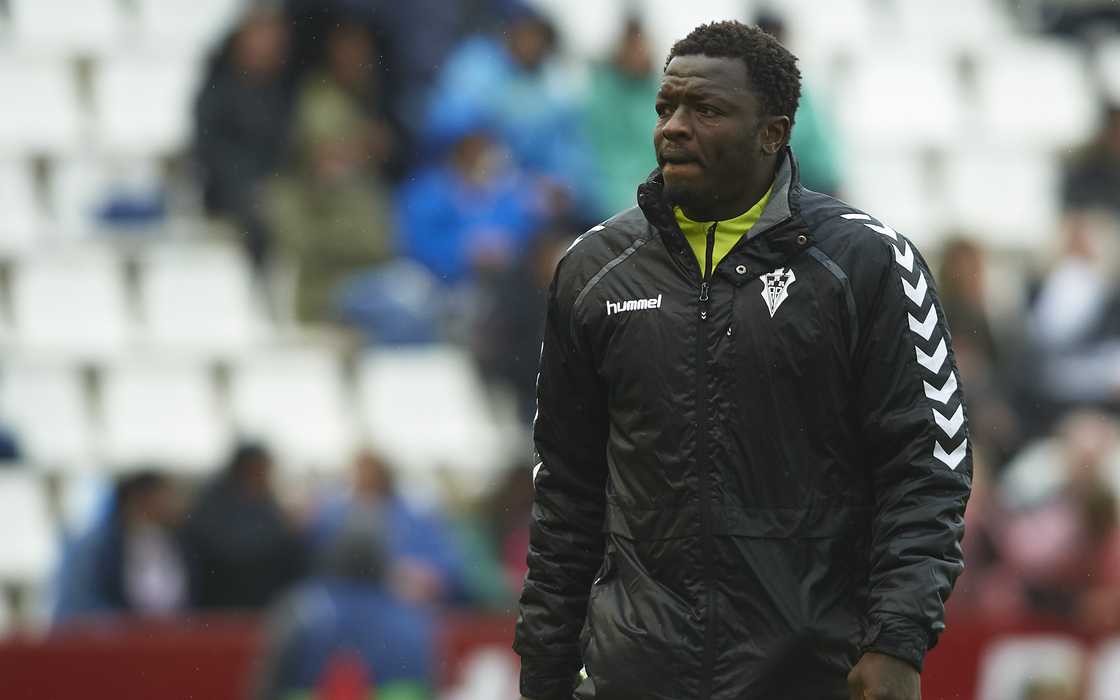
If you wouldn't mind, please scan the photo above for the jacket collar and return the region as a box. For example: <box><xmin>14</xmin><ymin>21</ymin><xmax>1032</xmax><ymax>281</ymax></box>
<box><xmin>637</xmin><ymin>146</ymin><xmax>813</xmax><ymax>285</ymax></box>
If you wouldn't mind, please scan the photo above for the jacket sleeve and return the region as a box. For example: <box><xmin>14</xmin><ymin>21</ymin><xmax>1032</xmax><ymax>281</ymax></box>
<box><xmin>852</xmin><ymin>228</ymin><xmax>972</xmax><ymax>672</ymax></box>
<box><xmin>513</xmin><ymin>261</ymin><xmax>609</xmax><ymax>700</ymax></box>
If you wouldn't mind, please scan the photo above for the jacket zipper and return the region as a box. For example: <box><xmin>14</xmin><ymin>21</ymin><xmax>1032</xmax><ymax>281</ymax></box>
<box><xmin>698</xmin><ymin>222</ymin><xmax>716</xmax><ymax>700</ymax></box>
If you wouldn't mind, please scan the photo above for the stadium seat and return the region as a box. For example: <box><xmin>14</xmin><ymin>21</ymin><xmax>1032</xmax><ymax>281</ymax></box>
<box><xmin>8</xmin><ymin>0</ymin><xmax>122</xmax><ymax>56</ymax></box>
<box><xmin>972</xmin><ymin>40</ymin><xmax>1097</xmax><ymax>150</ymax></box>
<box><xmin>9</xmin><ymin>248</ymin><xmax>133</xmax><ymax>360</ymax></box>
<box><xmin>1087</xmin><ymin>637</ymin><xmax>1120</xmax><ymax>699</ymax></box>
<box><xmin>49</xmin><ymin>155</ymin><xmax>165</xmax><ymax>238</ymax></box>
<box><xmin>1096</xmin><ymin>38</ymin><xmax>1120</xmax><ymax>106</ymax></box>
<box><xmin>836</xmin><ymin>49</ymin><xmax>964</xmax><ymax>149</ymax></box>
<box><xmin>0</xmin><ymin>362</ymin><xmax>96</xmax><ymax>470</ymax></box>
<box><xmin>0</xmin><ymin>159</ymin><xmax>42</xmax><ymax>254</ymax></box>
<box><xmin>357</xmin><ymin>346</ymin><xmax>511</xmax><ymax>485</ymax></box>
<box><xmin>641</xmin><ymin>0</ymin><xmax>749</xmax><ymax>68</ymax></box>
<box><xmin>0</xmin><ymin>471</ymin><xmax>58</xmax><ymax>586</ymax></box>
<box><xmin>840</xmin><ymin>149</ymin><xmax>943</xmax><ymax>249</ymax></box>
<box><xmin>523</xmin><ymin>0</ymin><xmax>627</xmax><ymax>60</ymax></box>
<box><xmin>100</xmin><ymin>360</ymin><xmax>231</xmax><ymax>473</ymax></box>
<box><xmin>91</xmin><ymin>55</ymin><xmax>201</xmax><ymax>156</ymax></box>
<box><xmin>133</xmin><ymin>0</ymin><xmax>243</xmax><ymax>56</ymax></box>
<box><xmin>942</xmin><ymin>146</ymin><xmax>1060</xmax><ymax>251</ymax></box>
<box><xmin>0</xmin><ymin>56</ymin><xmax>83</xmax><ymax>156</ymax></box>
<box><xmin>782</xmin><ymin>0</ymin><xmax>875</xmax><ymax>59</ymax></box>
<box><xmin>889</xmin><ymin>0</ymin><xmax>1012</xmax><ymax>52</ymax></box>
<box><xmin>976</xmin><ymin>635</ymin><xmax>1086</xmax><ymax>700</ymax></box>
<box><xmin>230</xmin><ymin>348</ymin><xmax>356</xmax><ymax>472</ymax></box>
<box><xmin>137</xmin><ymin>242</ymin><xmax>268</xmax><ymax>358</ymax></box>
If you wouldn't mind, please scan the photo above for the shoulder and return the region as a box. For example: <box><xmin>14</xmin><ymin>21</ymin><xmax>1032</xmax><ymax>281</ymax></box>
<box><xmin>552</xmin><ymin>207</ymin><xmax>653</xmax><ymax>305</ymax></box>
<box><xmin>799</xmin><ymin>189</ymin><xmax>920</xmax><ymax>284</ymax></box>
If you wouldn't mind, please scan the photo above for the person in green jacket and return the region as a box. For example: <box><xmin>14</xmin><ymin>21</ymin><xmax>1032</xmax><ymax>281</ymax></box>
<box><xmin>582</xmin><ymin>18</ymin><xmax>661</xmax><ymax>218</ymax></box>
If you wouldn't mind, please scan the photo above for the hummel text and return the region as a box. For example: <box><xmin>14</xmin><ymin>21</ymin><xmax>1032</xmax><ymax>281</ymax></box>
<box><xmin>606</xmin><ymin>294</ymin><xmax>663</xmax><ymax>316</ymax></box>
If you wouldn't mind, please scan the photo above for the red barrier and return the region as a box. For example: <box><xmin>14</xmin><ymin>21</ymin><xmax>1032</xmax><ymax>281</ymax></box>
<box><xmin>0</xmin><ymin>615</ymin><xmax>263</xmax><ymax>700</ymax></box>
<box><xmin>0</xmin><ymin>611</ymin><xmax>1103</xmax><ymax>699</ymax></box>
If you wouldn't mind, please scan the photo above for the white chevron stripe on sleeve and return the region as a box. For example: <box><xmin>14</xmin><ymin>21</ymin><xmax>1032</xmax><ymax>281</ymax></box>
<box><xmin>908</xmin><ymin>305</ymin><xmax>937</xmax><ymax>341</ymax></box>
<box><xmin>923</xmin><ymin>372</ymin><xmax>958</xmax><ymax>404</ymax></box>
<box><xmin>842</xmin><ymin>213</ymin><xmax>872</xmax><ymax>220</ymax></box>
<box><xmin>532</xmin><ymin>461</ymin><xmax>542</xmax><ymax>485</ymax></box>
<box><xmin>933</xmin><ymin>405</ymin><xmax>964</xmax><ymax>438</ymax></box>
<box><xmin>915</xmin><ymin>338</ymin><xmax>948</xmax><ymax>374</ymax></box>
<box><xmin>894</xmin><ymin>240</ymin><xmax>915</xmax><ymax>272</ymax></box>
<box><xmin>902</xmin><ymin>271</ymin><xmax>928</xmax><ymax>307</ymax></box>
<box><xmin>866</xmin><ymin>223</ymin><xmax>899</xmax><ymax>240</ymax></box>
<box><xmin>934</xmin><ymin>440</ymin><xmax>967</xmax><ymax>469</ymax></box>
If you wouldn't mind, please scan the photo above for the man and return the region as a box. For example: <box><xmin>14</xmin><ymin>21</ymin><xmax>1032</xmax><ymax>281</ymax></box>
<box><xmin>514</xmin><ymin>21</ymin><xmax>971</xmax><ymax>700</ymax></box>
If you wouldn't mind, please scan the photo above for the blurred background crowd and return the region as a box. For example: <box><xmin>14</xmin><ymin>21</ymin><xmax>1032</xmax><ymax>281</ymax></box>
<box><xmin>1</xmin><ymin>0</ymin><xmax>1120</xmax><ymax>698</ymax></box>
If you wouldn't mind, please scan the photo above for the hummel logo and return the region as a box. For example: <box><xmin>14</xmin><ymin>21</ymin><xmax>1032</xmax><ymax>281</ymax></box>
<box><xmin>606</xmin><ymin>294</ymin><xmax>663</xmax><ymax>316</ymax></box>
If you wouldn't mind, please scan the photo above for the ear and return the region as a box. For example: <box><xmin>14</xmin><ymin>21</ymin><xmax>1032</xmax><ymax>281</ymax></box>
<box><xmin>760</xmin><ymin>115</ymin><xmax>791</xmax><ymax>155</ymax></box>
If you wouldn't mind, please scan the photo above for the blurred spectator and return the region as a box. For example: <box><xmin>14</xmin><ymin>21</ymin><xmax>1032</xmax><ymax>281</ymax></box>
<box><xmin>1063</xmin><ymin>105</ymin><xmax>1120</xmax><ymax>216</ymax></box>
<box><xmin>1035</xmin><ymin>0</ymin><xmax>1120</xmax><ymax>39</ymax></box>
<box><xmin>582</xmin><ymin>17</ymin><xmax>659</xmax><ymax>217</ymax></box>
<box><xmin>937</xmin><ymin>236</ymin><xmax>1022</xmax><ymax>465</ymax></box>
<box><xmin>1023</xmin><ymin>210</ymin><xmax>1120</xmax><ymax>418</ymax></box>
<box><xmin>253</xmin><ymin>509</ymin><xmax>434</xmax><ymax>700</ymax></box>
<box><xmin>424</xmin><ymin>3</ymin><xmax>594</xmax><ymax>210</ymax></box>
<box><xmin>755</xmin><ymin>12</ymin><xmax>842</xmax><ymax>195</ymax></box>
<box><xmin>471</xmin><ymin>227</ymin><xmax>572</xmax><ymax>422</ymax></box>
<box><xmin>194</xmin><ymin>3</ymin><xmax>293</xmax><ymax>268</ymax></box>
<box><xmin>180</xmin><ymin>444</ymin><xmax>307</xmax><ymax>610</ymax></box>
<box><xmin>397</xmin><ymin>120</ymin><xmax>545</xmax><ymax>286</ymax></box>
<box><xmin>266</xmin><ymin>19</ymin><xmax>397</xmax><ymax>323</ymax></box>
<box><xmin>995</xmin><ymin>412</ymin><xmax>1120</xmax><ymax>621</ymax></box>
<box><xmin>53</xmin><ymin>471</ymin><xmax>186</xmax><ymax>623</ymax></box>
<box><xmin>312</xmin><ymin>451</ymin><xmax>468</xmax><ymax>606</ymax></box>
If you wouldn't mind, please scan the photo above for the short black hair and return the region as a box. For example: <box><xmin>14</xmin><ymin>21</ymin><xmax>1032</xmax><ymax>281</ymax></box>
<box><xmin>666</xmin><ymin>20</ymin><xmax>801</xmax><ymax>129</ymax></box>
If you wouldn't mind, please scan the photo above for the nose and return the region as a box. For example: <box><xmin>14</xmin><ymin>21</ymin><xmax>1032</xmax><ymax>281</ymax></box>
<box><xmin>660</xmin><ymin>106</ymin><xmax>690</xmax><ymax>142</ymax></box>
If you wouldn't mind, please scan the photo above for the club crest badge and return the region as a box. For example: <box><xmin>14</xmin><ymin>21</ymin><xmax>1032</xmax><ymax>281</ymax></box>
<box><xmin>760</xmin><ymin>267</ymin><xmax>796</xmax><ymax>317</ymax></box>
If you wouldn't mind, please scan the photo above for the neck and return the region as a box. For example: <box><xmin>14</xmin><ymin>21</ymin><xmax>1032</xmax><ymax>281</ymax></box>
<box><xmin>678</xmin><ymin>157</ymin><xmax>778</xmax><ymax>222</ymax></box>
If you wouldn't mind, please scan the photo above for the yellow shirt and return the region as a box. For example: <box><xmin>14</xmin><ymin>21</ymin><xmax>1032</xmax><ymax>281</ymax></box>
<box><xmin>675</xmin><ymin>186</ymin><xmax>773</xmax><ymax>276</ymax></box>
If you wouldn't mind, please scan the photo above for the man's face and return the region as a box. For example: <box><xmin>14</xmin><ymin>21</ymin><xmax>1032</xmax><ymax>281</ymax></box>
<box><xmin>654</xmin><ymin>55</ymin><xmax>778</xmax><ymax>215</ymax></box>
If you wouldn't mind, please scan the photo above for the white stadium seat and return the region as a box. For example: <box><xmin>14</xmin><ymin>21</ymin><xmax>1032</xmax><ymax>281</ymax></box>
<box><xmin>942</xmin><ymin>146</ymin><xmax>1060</xmax><ymax>251</ymax></box>
<box><xmin>640</xmin><ymin>0</ymin><xmax>749</xmax><ymax>70</ymax></box>
<box><xmin>91</xmin><ymin>55</ymin><xmax>201</xmax><ymax>156</ymax></box>
<box><xmin>100</xmin><ymin>360</ymin><xmax>230</xmax><ymax>473</ymax></box>
<box><xmin>0</xmin><ymin>470</ymin><xmax>58</xmax><ymax>585</ymax></box>
<box><xmin>837</xmin><ymin>50</ymin><xmax>964</xmax><ymax>149</ymax></box>
<box><xmin>49</xmin><ymin>156</ymin><xmax>165</xmax><ymax>239</ymax></box>
<box><xmin>230</xmin><ymin>348</ymin><xmax>356</xmax><ymax>472</ymax></box>
<box><xmin>8</xmin><ymin>0</ymin><xmax>123</xmax><ymax>56</ymax></box>
<box><xmin>9</xmin><ymin>249</ymin><xmax>133</xmax><ymax>360</ymax></box>
<box><xmin>841</xmin><ymin>149</ymin><xmax>943</xmax><ymax>249</ymax></box>
<box><xmin>1096</xmin><ymin>38</ymin><xmax>1120</xmax><ymax>106</ymax></box>
<box><xmin>889</xmin><ymin>0</ymin><xmax>1012</xmax><ymax>52</ymax></box>
<box><xmin>137</xmin><ymin>242</ymin><xmax>268</xmax><ymax>358</ymax></box>
<box><xmin>0</xmin><ymin>363</ymin><xmax>96</xmax><ymax>469</ymax></box>
<box><xmin>358</xmin><ymin>346</ymin><xmax>510</xmax><ymax>482</ymax></box>
<box><xmin>782</xmin><ymin>0</ymin><xmax>875</xmax><ymax>59</ymax></box>
<box><xmin>133</xmin><ymin>0</ymin><xmax>243</xmax><ymax>55</ymax></box>
<box><xmin>977</xmin><ymin>635</ymin><xmax>1085</xmax><ymax>700</ymax></box>
<box><xmin>0</xmin><ymin>159</ymin><xmax>42</xmax><ymax>254</ymax></box>
<box><xmin>1087</xmin><ymin>637</ymin><xmax>1120</xmax><ymax>699</ymax></box>
<box><xmin>0</xmin><ymin>56</ymin><xmax>83</xmax><ymax>156</ymax></box>
<box><xmin>972</xmin><ymin>41</ymin><xmax>1096</xmax><ymax>150</ymax></box>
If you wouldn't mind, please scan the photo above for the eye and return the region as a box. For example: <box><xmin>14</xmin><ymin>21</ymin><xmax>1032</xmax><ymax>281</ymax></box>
<box><xmin>655</xmin><ymin>103</ymin><xmax>671</xmax><ymax>118</ymax></box>
<box><xmin>696</xmin><ymin>104</ymin><xmax>718</xmax><ymax>116</ymax></box>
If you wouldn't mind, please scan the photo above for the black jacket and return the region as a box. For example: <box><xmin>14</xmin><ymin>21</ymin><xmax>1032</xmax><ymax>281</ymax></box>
<box><xmin>514</xmin><ymin>150</ymin><xmax>972</xmax><ymax>700</ymax></box>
